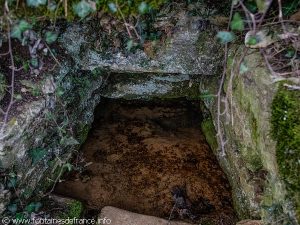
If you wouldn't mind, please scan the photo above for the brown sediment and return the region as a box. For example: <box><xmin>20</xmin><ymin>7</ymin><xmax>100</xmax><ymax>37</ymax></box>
<box><xmin>55</xmin><ymin>99</ymin><xmax>237</xmax><ymax>224</ymax></box>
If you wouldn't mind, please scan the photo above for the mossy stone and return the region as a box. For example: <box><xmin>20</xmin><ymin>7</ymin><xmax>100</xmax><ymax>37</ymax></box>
<box><xmin>60</xmin><ymin>200</ymin><xmax>84</xmax><ymax>220</ymax></box>
<box><xmin>271</xmin><ymin>81</ymin><xmax>300</xmax><ymax>221</ymax></box>
<box><xmin>201</xmin><ymin>119</ymin><xmax>218</xmax><ymax>151</ymax></box>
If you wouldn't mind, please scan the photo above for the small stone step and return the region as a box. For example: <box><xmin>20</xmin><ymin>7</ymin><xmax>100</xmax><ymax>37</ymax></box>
<box><xmin>98</xmin><ymin>206</ymin><xmax>195</xmax><ymax>225</ymax></box>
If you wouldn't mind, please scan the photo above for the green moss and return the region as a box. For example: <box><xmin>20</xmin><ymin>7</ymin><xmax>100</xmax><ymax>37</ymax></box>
<box><xmin>271</xmin><ymin>82</ymin><xmax>300</xmax><ymax>220</ymax></box>
<box><xmin>0</xmin><ymin>72</ymin><xmax>6</xmax><ymax>101</ymax></box>
<box><xmin>201</xmin><ymin>119</ymin><xmax>218</xmax><ymax>151</ymax></box>
<box><xmin>239</xmin><ymin>110</ymin><xmax>262</xmax><ymax>172</ymax></box>
<box><xmin>60</xmin><ymin>200</ymin><xmax>83</xmax><ymax>221</ymax></box>
<box><xmin>239</xmin><ymin>144</ymin><xmax>262</xmax><ymax>172</ymax></box>
<box><xmin>76</xmin><ymin>123</ymin><xmax>90</xmax><ymax>144</ymax></box>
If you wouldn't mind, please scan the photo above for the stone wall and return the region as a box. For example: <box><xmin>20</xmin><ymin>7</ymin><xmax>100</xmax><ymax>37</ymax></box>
<box><xmin>200</xmin><ymin>47</ymin><xmax>299</xmax><ymax>224</ymax></box>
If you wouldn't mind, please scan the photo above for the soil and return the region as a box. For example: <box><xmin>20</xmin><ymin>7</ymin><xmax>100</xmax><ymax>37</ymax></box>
<box><xmin>54</xmin><ymin>99</ymin><xmax>237</xmax><ymax>225</ymax></box>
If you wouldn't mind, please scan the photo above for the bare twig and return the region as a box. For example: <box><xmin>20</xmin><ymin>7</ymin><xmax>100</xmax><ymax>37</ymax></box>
<box><xmin>0</xmin><ymin>28</ymin><xmax>16</xmax><ymax>135</ymax></box>
<box><xmin>167</xmin><ymin>198</ymin><xmax>178</xmax><ymax>225</ymax></box>
<box><xmin>45</xmin><ymin>42</ymin><xmax>61</xmax><ymax>67</ymax></box>
<box><xmin>216</xmin><ymin>1</ymin><xmax>236</xmax><ymax>157</ymax></box>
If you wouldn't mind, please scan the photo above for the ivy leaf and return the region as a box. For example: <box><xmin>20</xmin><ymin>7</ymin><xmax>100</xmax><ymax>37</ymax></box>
<box><xmin>216</xmin><ymin>31</ymin><xmax>235</xmax><ymax>44</ymax></box>
<box><xmin>7</xmin><ymin>177</ymin><xmax>17</xmax><ymax>188</ymax></box>
<box><xmin>60</xmin><ymin>136</ymin><xmax>79</xmax><ymax>146</ymax></box>
<box><xmin>28</xmin><ymin>148</ymin><xmax>47</xmax><ymax>165</ymax></box>
<box><xmin>47</xmin><ymin>1</ymin><xmax>57</xmax><ymax>11</ymax></box>
<box><xmin>245</xmin><ymin>1</ymin><xmax>257</xmax><ymax>13</ymax></box>
<box><xmin>23</xmin><ymin>61</ymin><xmax>30</xmax><ymax>72</ymax></box>
<box><xmin>126</xmin><ymin>39</ymin><xmax>134</xmax><ymax>51</ymax></box>
<box><xmin>138</xmin><ymin>2</ymin><xmax>149</xmax><ymax>14</ymax></box>
<box><xmin>30</xmin><ymin>58</ymin><xmax>39</xmax><ymax>68</ymax></box>
<box><xmin>239</xmin><ymin>62</ymin><xmax>248</xmax><ymax>74</ymax></box>
<box><xmin>25</xmin><ymin>202</ymin><xmax>42</xmax><ymax>213</ymax></box>
<box><xmin>11</xmin><ymin>20</ymin><xmax>32</xmax><ymax>40</ymax></box>
<box><xmin>7</xmin><ymin>204</ymin><xmax>18</xmax><ymax>214</ymax></box>
<box><xmin>230</xmin><ymin>12</ymin><xmax>244</xmax><ymax>31</ymax></box>
<box><xmin>45</xmin><ymin>31</ymin><xmax>58</xmax><ymax>44</ymax></box>
<box><xmin>14</xmin><ymin>94</ymin><xmax>22</xmax><ymax>100</ymax></box>
<box><xmin>73</xmin><ymin>0</ymin><xmax>95</xmax><ymax>18</ymax></box>
<box><xmin>108</xmin><ymin>2</ymin><xmax>117</xmax><ymax>13</ymax></box>
<box><xmin>255</xmin><ymin>0</ymin><xmax>268</xmax><ymax>13</ymax></box>
<box><xmin>285</xmin><ymin>49</ymin><xmax>295</xmax><ymax>58</ymax></box>
<box><xmin>63</xmin><ymin>163</ymin><xmax>73</xmax><ymax>172</ymax></box>
<box><xmin>246</xmin><ymin>36</ymin><xmax>257</xmax><ymax>45</ymax></box>
<box><xmin>26</xmin><ymin>0</ymin><xmax>47</xmax><ymax>7</ymax></box>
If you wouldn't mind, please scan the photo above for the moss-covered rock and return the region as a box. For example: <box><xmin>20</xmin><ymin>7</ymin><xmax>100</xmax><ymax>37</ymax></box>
<box><xmin>271</xmin><ymin>82</ymin><xmax>300</xmax><ymax>221</ymax></box>
<box><xmin>199</xmin><ymin>46</ymin><xmax>299</xmax><ymax>223</ymax></box>
<box><xmin>60</xmin><ymin>200</ymin><xmax>84</xmax><ymax>219</ymax></box>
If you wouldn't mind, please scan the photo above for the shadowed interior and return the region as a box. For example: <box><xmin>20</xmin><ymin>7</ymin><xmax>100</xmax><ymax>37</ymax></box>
<box><xmin>55</xmin><ymin>99</ymin><xmax>237</xmax><ymax>224</ymax></box>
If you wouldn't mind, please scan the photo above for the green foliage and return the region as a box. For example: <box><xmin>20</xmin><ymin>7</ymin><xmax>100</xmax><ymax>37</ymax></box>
<box><xmin>239</xmin><ymin>62</ymin><xmax>248</xmax><ymax>74</ymax></box>
<box><xmin>98</xmin><ymin>0</ymin><xmax>166</xmax><ymax>16</ymax></box>
<box><xmin>1</xmin><ymin>0</ymin><xmax>166</xmax><ymax>21</ymax></box>
<box><xmin>7</xmin><ymin>204</ymin><xmax>18</xmax><ymax>214</ymax></box>
<box><xmin>245</xmin><ymin>36</ymin><xmax>257</xmax><ymax>46</ymax></box>
<box><xmin>285</xmin><ymin>48</ymin><xmax>296</xmax><ymax>58</ymax></box>
<box><xmin>216</xmin><ymin>31</ymin><xmax>235</xmax><ymax>44</ymax></box>
<box><xmin>68</xmin><ymin>201</ymin><xmax>83</xmax><ymax>218</ymax></box>
<box><xmin>244</xmin><ymin>0</ymin><xmax>257</xmax><ymax>13</ymax></box>
<box><xmin>282</xmin><ymin>0</ymin><xmax>300</xmax><ymax>16</ymax></box>
<box><xmin>230</xmin><ymin>12</ymin><xmax>244</xmax><ymax>31</ymax></box>
<box><xmin>271</xmin><ymin>82</ymin><xmax>300</xmax><ymax>220</ymax></box>
<box><xmin>11</xmin><ymin>20</ymin><xmax>32</xmax><ymax>40</ymax></box>
<box><xmin>255</xmin><ymin>0</ymin><xmax>265</xmax><ymax>12</ymax></box>
<box><xmin>73</xmin><ymin>0</ymin><xmax>96</xmax><ymax>18</ymax></box>
<box><xmin>28</xmin><ymin>148</ymin><xmax>47</xmax><ymax>165</ymax></box>
<box><xmin>60</xmin><ymin>136</ymin><xmax>79</xmax><ymax>146</ymax></box>
<box><xmin>25</xmin><ymin>202</ymin><xmax>42</xmax><ymax>213</ymax></box>
<box><xmin>60</xmin><ymin>200</ymin><xmax>83</xmax><ymax>220</ymax></box>
<box><xmin>138</xmin><ymin>2</ymin><xmax>150</xmax><ymax>14</ymax></box>
<box><xmin>26</xmin><ymin>0</ymin><xmax>47</xmax><ymax>7</ymax></box>
<box><xmin>63</xmin><ymin>163</ymin><xmax>73</xmax><ymax>172</ymax></box>
<box><xmin>6</xmin><ymin>173</ymin><xmax>17</xmax><ymax>188</ymax></box>
<box><xmin>201</xmin><ymin>119</ymin><xmax>218</xmax><ymax>151</ymax></box>
<box><xmin>0</xmin><ymin>72</ymin><xmax>6</xmax><ymax>101</ymax></box>
<box><xmin>45</xmin><ymin>31</ymin><xmax>58</xmax><ymax>44</ymax></box>
<box><xmin>108</xmin><ymin>2</ymin><xmax>118</xmax><ymax>13</ymax></box>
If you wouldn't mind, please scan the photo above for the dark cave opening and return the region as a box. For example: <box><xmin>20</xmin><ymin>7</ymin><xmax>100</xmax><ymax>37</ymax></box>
<box><xmin>54</xmin><ymin>98</ymin><xmax>237</xmax><ymax>224</ymax></box>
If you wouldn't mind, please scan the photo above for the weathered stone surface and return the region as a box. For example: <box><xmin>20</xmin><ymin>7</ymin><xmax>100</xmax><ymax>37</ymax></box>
<box><xmin>0</xmin><ymin>66</ymin><xmax>103</xmax><ymax>214</ymax></box>
<box><xmin>101</xmin><ymin>73</ymin><xmax>202</xmax><ymax>99</ymax></box>
<box><xmin>200</xmin><ymin>47</ymin><xmax>299</xmax><ymax>224</ymax></box>
<box><xmin>61</xmin><ymin>8</ymin><xmax>222</xmax><ymax>76</ymax></box>
<box><xmin>99</xmin><ymin>206</ymin><xmax>194</xmax><ymax>225</ymax></box>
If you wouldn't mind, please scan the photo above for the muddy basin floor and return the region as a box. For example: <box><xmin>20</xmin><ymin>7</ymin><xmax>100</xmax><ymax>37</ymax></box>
<box><xmin>55</xmin><ymin>99</ymin><xmax>237</xmax><ymax>224</ymax></box>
